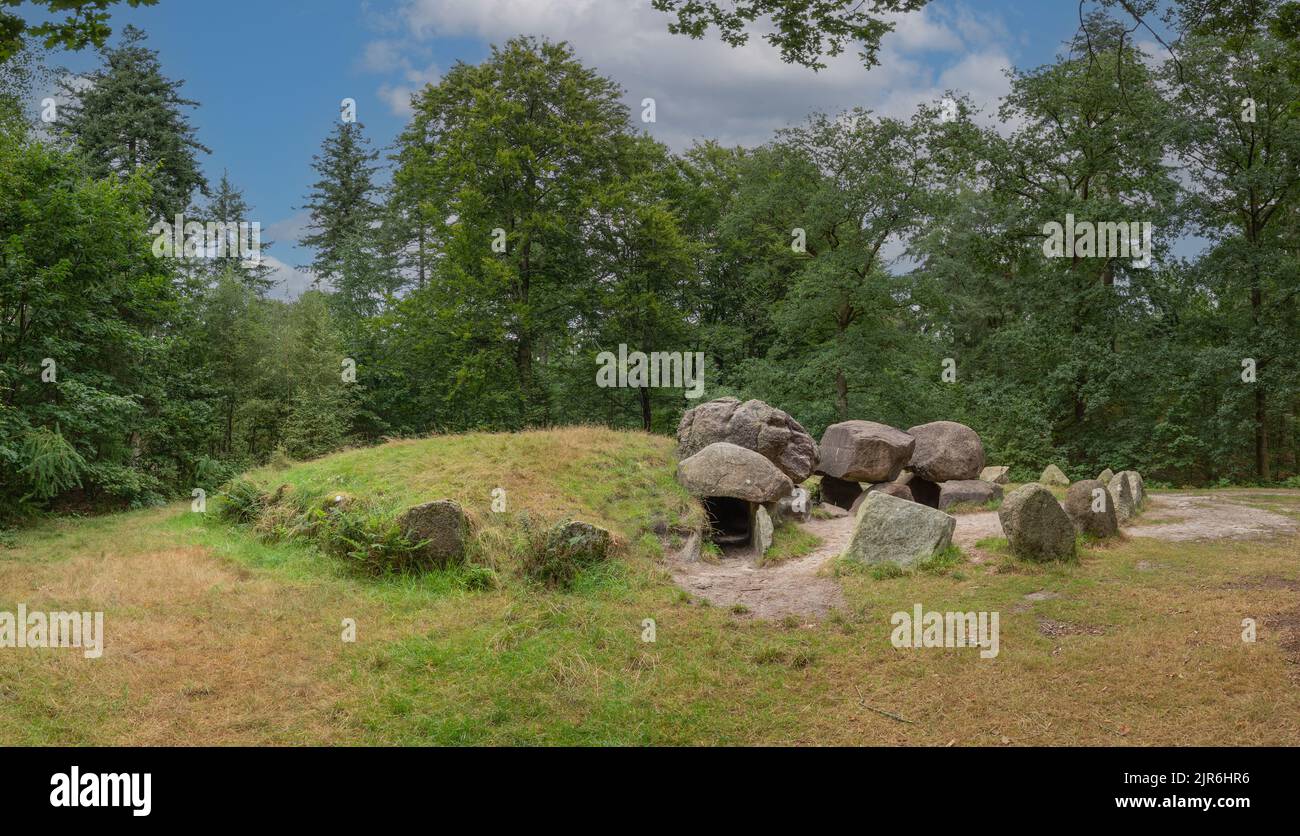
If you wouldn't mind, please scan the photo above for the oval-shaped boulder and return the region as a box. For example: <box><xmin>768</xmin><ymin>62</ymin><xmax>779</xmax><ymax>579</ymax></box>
<box><xmin>676</xmin><ymin>397</ymin><xmax>817</xmax><ymax>482</ymax></box>
<box><xmin>677</xmin><ymin>442</ymin><xmax>793</xmax><ymax>503</ymax></box>
<box><xmin>816</xmin><ymin>420</ymin><xmax>915</xmax><ymax>483</ymax></box>
<box><xmin>998</xmin><ymin>484</ymin><xmax>1076</xmax><ymax>562</ymax></box>
<box><xmin>397</xmin><ymin>499</ymin><xmax>468</xmax><ymax>566</ymax></box>
<box><xmin>906</xmin><ymin>421</ymin><xmax>985</xmax><ymax>482</ymax></box>
<box><xmin>1063</xmin><ymin>479</ymin><xmax>1118</xmax><ymax>538</ymax></box>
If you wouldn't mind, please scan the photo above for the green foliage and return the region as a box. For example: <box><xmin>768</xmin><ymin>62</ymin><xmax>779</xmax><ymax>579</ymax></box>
<box><xmin>650</xmin><ymin>0</ymin><xmax>931</xmax><ymax>70</ymax></box>
<box><xmin>0</xmin><ymin>0</ymin><xmax>157</xmax><ymax>62</ymax></box>
<box><xmin>316</xmin><ymin>505</ymin><xmax>429</xmax><ymax>578</ymax></box>
<box><xmin>216</xmin><ymin>478</ymin><xmax>269</xmax><ymax>525</ymax></box>
<box><xmin>17</xmin><ymin>427</ymin><xmax>84</xmax><ymax>501</ymax></box>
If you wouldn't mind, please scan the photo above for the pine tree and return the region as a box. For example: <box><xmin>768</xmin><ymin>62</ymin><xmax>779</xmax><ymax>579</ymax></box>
<box><xmin>300</xmin><ymin>120</ymin><xmax>381</xmax><ymax>288</ymax></box>
<box><xmin>202</xmin><ymin>172</ymin><xmax>276</xmax><ymax>296</ymax></box>
<box><xmin>58</xmin><ymin>24</ymin><xmax>208</xmax><ymax>218</ymax></box>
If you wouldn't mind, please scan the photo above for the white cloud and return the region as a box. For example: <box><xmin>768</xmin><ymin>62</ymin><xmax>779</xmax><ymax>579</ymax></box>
<box><xmin>360</xmin><ymin>0</ymin><xmax>1016</xmax><ymax>148</ymax></box>
<box><xmin>264</xmin><ymin>254</ymin><xmax>318</xmax><ymax>300</ymax></box>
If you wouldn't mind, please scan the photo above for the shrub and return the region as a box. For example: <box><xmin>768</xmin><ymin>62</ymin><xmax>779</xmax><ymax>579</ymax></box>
<box><xmin>317</xmin><ymin>505</ymin><xmax>428</xmax><ymax>577</ymax></box>
<box><xmin>216</xmin><ymin>478</ymin><xmax>270</xmax><ymax>524</ymax></box>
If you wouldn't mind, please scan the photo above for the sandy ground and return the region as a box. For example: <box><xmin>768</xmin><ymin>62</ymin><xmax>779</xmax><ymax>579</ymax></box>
<box><xmin>668</xmin><ymin>491</ymin><xmax>1298</xmax><ymax>621</ymax></box>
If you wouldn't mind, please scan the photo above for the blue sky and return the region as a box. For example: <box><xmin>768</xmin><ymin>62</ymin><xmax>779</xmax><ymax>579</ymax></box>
<box><xmin>28</xmin><ymin>0</ymin><xmax>1165</xmax><ymax>296</ymax></box>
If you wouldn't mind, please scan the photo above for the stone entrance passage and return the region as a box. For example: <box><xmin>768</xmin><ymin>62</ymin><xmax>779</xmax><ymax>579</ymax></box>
<box><xmin>703</xmin><ymin>496</ymin><xmax>751</xmax><ymax>546</ymax></box>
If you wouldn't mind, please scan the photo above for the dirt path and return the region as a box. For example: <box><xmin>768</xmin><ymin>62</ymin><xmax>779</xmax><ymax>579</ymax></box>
<box><xmin>1127</xmin><ymin>492</ymin><xmax>1297</xmax><ymax>541</ymax></box>
<box><xmin>669</xmin><ymin>490</ymin><xmax>1298</xmax><ymax>621</ymax></box>
<box><xmin>668</xmin><ymin>514</ymin><xmax>852</xmax><ymax>621</ymax></box>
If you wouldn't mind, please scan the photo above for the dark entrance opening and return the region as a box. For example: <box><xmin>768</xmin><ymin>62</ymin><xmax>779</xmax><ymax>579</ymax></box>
<box><xmin>910</xmin><ymin>476</ymin><xmax>941</xmax><ymax>508</ymax></box>
<box><xmin>703</xmin><ymin>496</ymin><xmax>751</xmax><ymax>546</ymax></box>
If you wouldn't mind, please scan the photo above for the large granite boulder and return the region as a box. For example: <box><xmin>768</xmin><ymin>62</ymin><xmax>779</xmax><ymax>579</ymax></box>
<box><xmin>817</xmin><ymin>474</ymin><xmax>863</xmax><ymax>511</ymax></box>
<box><xmin>906</xmin><ymin>421</ymin><xmax>985</xmax><ymax>482</ymax></box>
<box><xmin>1039</xmin><ymin>464</ymin><xmax>1070</xmax><ymax>487</ymax></box>
<box><xmin>677</xmin><ymin>442</ymin><xmax>793</xmax><ymax>503</ymax></box>
<box><xmin>676</xmin><ymin>397</ymin><xmax>817</xmax><ymax>482</ymax></box>
<box><xmin>1109</xmin><ymin>472</ymin><xmax>1137</xmax><ymax>522</ymax></box>
<box><xmin>980</xmin><ymin>465</ymin><xmax>1010</xmax><ymax>484</ymax></box>
<box><xmin>843</xmin><ymin>492</ymin><xmax>956</xmax><ymax>568</ymax></box>
<box><xmin>1063</xmin><ymin>479</ymin><xmax>1118</xmax><ymax>538</ymax></box>
<box><xmin>938</xmin><ymin>479</ymin><xmax>1003</xmax><ymax>510</ymax></box>
<box><xmin>397</xmin><ymin>499</ymin><xmax>468</xmax><ymax>566</ymax></box>
<box><xmin>816</xmin><ymin>420</ymin><xmax>914</xmax><ymax>483</ymax></box>
<box><xmin>998</xmin><ymin>484</ymin><xmax>1077</xmax><ymax>562</ymax></box>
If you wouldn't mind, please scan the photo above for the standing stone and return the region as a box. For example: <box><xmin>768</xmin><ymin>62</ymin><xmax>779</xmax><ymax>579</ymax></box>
<box><xmin>1063</xmin><ymin>479</ymin><xmax>1118</xmax><ymax>538</ymax></box>
<box><xmin>818</xmin><ymin>474</ymin><xmax>863</xmax><ymax>511</ymax></box>
<box><xmin>397</xmin><ymin>500</ymin><xmax>468</xmax><ymax>566</ymax></box>
<box><xmin>1097</xmin><ymin>468</ymin><xmax>1114</xmax><ymax>484</ymax></box>
<box><xmin>1117</xmin><ymin>470</ymin><xmax>1146</xmax><ymax>511</ymax></box>
<box><xmin>1109</xmin><ymin>472</ymin><xmax>1136</xmax><ymax>523</ymax></box>
<box><xmin>677</xmin><ymin>442</ymin><xmax>793</xmax><ymax>503</ymax></box>
<box><xmin>816</xmin><ymin>421</ymin><xmax>915</xmax><ymax>483</ymax></box>
<box><xmin>979</xmin><ymin>466</ymin><xmax>1010</xmax><ymax>484</ymax></box>
<box><xmin>749</xmin><ymin>504</ymin><xmax>774</xmax><ymax>557</ymax></box>
<box><xmin>842</xmin><ymin>492</ymin><xmax>956</xmax><ymax>568</ymax></box>
<box><xmin>998</xmin><ymin>484</ymin><xmax>1077</xmax><ymax>562</ymax></box>
<box><xmin>676</xmin><ymin>397</ymin><xmax>818</xmax><ymax>482</ymax></box>
<box><xmin>1039</xmin><ymin>464</ymin><xmax>1070</xmax><ymax>487</ymax></box>
<box><xmin>906</xmin><ymin>421</ymin><xmax>986</xmax><ymax>481</ymax></box>
<box><xmin>938</xmin><ymin>479</ymin><xmax>1003</xmax><ymax>510</ymax></box>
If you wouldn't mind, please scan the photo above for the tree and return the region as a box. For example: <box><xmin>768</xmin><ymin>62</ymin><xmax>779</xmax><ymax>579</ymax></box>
<box><xmin>0</xmin><ymin>0</ymin><xmax>157</xmax><ymax>62</ymax></box>
<box><xmin>300</xmin><ymin>120</ymin><xmax>382</xmax><ymax>291</ymax></box>
<box><xmin>651</xmin><ymin>0</ymin><xmax>930</xmax><ymax>70</ymax></box>
<box><xmin>199</xmin><ymin>172</ymin><xmax>276</xmax><ymax>295</ymax></box>
<box><xmin>58</xmin><ymin>24</ymin><xmax>209</xmax><ymax>219</ymax></box>
<box><xmin>390</xmin><ymin>36</ymin><xmax>635</xmax><ymax>427</ymax></box>
<box><xmin>1165</xmin><ymin>14</ymin><xmax>1300</xmax><ymax>480</ymax></box>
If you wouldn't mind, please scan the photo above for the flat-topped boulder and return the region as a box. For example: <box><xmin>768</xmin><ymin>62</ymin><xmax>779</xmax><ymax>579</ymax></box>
<box><xmin>906</xmin><ymin>421</ymin><xmax>985</xmax><ymax>482</ymax></box>
<box><xmin>938</xmin><ymin>479</ymin><xmax>1003</xmax><ymax>510</ymax></box>
<box><xmin>677</xmin><ymin>442</ymin><xmax>793</xmax><ymax>503</ymax></box>
<box><xmin>1063</xmin><ymin>479</ymin><xmax>1118</xmax><ymax>538</ymax></box>
<box><xmin>1039</xmin><ymin>464</ymin><xmax>1070</xmax><ymax>487</ymax></box>
<box><xmin>842</xmin><ymin>491</ymin><xmax>956</xmax><ymax>568</ymax></box>
<box><xmin>676</xmin><ymin>397</ymin><xmax>817</xmax><ymax>482</ymax></box>
<box><xmin>998</xmin><ymin>484</ymin><xmax>1076</xmax><ymax>562</ymax></box>
<box><xmin>816</xmin><ymin>420</ymin><xmax>914</xmax><ymax>483</ymax></box>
